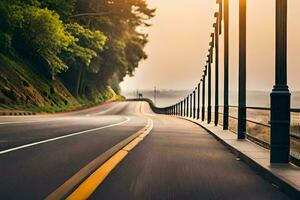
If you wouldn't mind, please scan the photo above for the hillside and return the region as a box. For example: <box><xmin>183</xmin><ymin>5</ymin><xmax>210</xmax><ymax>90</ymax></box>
<box><xmin>0</xmin><ymin>52</ymin><xmax>117</xmax><ymax>113</ymax></box>
<box><xmin>0</xmin><ymin>0</ymin><xmax>154</xmax><ymax>113</ymax></box>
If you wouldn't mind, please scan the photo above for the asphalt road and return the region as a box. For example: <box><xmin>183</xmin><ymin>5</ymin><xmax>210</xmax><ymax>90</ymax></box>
<box><xmin>0</xmin><ymin>101</ymin><xmax>290</xmax><ymax>199</ymax></box>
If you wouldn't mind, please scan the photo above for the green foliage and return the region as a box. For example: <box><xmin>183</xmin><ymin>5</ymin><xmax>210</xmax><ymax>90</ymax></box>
<box><xmin>0</xmin><ymin>2</ymin><xmax>10</xmax><ymax>32</ymax></box>
<box><xmin>0</xmin><ymin>0</ymin><xmax>155</xmax><ymax>104</ymax></box>
<box><xmin>63</xmin><ymin>23</ymin><xmax>107</xmax><ymax>71</ymax></box>
<box><xmin>74</xmin><ymin>0</ymin><xmax>155</xmax><ymax>90</ymax></box>
<box><xmin>9</xmin><ymin>5</ymin><xmax>75</xmax><ymax>76</ymax></box>
<box><xmin>39</xmin><ymin>0</ymin><xmax>75</xmax><ymax>20</ymax></box>
<box><xmin>0</xmin><ymin>32</ymin><xmax>12</xmax><ymax>52</ymax></box>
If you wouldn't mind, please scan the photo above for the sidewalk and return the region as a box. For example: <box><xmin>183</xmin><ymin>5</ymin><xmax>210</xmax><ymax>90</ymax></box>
<box><xmin>180</xmin><ymin>117</ymin><xmax>300</xmax><ymax>199</ymax></box>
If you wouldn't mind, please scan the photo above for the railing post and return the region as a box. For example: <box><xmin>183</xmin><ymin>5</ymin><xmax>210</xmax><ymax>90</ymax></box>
<box><xmin>223</xmin><ymin>0</ymin><xmax>229</xmax><ymax>130</ymax></box>
<box><xmin>197</xmin><ymin>82</ymin><xmax>201</xmax><ymax>119</ymax></box>
<box><xmin>238</xmin><ymin>0</ymin><xmax>247</xmax><ymax>139</ymax></box>
<box><xmin>193</xmin><ymin>88</ymin><xmax>197</xmax><ymax>119</ymax></box>
<box><xmin>186</xmin><ymin>97</ymin><xmax>188</xmax><ymax>117</ymax></box>
<box><xmin>173</xmin><ymin>105</ymin><xmax>175</xmax><ymax>116</ymax></box>
<box><xmin>179</xmin><ymin>101</ymin><xmax>182</xmax><ymax>117</ymax></box>
<box><xmin>207</xmin><ymin>54</ymin><xmax>212</xmax><ymax>124</ymax></box>
<box><xmin>214</xmin><ymin>15</ymin><xmax>219</xmax><ymax>126</ymax></box>
<box><xmin>190</xmin><ymin>93</ymin><xmax>193</xmax><ymax>118</ymax></box>
<box><xmin>270</xmin><ymin>0</ymin><xmax>290</xmax><ymax>163</ymax></box>
<box><xmin>187</xmin><ymin>95</ymin><xmax>189</xmax><ymax>117</ymax></box>
<box><xmin>202</xmin><ymin>69</ymin><xmax>207</xmax><ymax>121</ymax></box>
<box><xmin>183</xmin><ymin>98</ymin><xmax>186</xmax><ymax>117</ymax></box>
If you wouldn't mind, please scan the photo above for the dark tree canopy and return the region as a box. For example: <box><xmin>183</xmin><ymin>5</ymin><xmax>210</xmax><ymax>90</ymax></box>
<box><xmin>0</xmin><ymin>0</ymin><xmax>155</xmax><ymax>98</ymax></box>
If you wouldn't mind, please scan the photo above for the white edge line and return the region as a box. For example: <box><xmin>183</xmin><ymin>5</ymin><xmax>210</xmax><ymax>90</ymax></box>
<box><xmin>0</xmin><ymin>117</ymin><xmax>131</xmax><ymax>155</ymax></box>
<box><xmin>0</xmin><ymin>118</ymin><xmax>64</xmax><ymax>125</ymax></box>
<box><xmin>89</xmin><ymin>103</ymin><xmax>120</xmax><ymax>116</ymax></box>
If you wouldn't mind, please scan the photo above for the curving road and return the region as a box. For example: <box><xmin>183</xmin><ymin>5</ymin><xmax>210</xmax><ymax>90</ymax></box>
<box><xmin>0</xmin><ymin>101</ymin><xmax>290</xmax><ymax>199</ymax></box>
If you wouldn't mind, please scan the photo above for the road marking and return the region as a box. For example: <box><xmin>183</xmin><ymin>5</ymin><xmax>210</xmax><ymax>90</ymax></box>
<box><xmin>0</xmin><ymin>118</ymin><xmax>65</xmax><ymax>125</ymax></box>
<box><xmin>88</xmin><ymin>103</ymin><xmax>120</xmax><ymax>116</ymax></box>
<box><xmin>66</xmin><ymin>118</ymin><xmax>153</xmax><ymax>200</ymax></box>
<box><xmin>0</xmin><ymin>117</ymin><xmax>131</xmax><ymax>155</ymax></box>
<box><xmin>67</xmin><ymin>150</ymin><xmax>128</xmax><ymax>200</ymax></box>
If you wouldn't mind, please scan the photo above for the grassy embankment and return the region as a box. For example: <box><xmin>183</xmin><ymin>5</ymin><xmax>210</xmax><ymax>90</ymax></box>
<box><xmin>0</xmin><ymin>52</ymin><xmax>123</xmax><ymax>113</ymax></box>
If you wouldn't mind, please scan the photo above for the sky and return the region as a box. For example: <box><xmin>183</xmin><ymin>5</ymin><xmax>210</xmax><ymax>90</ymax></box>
<box><xmin>120</xmin><ymin>0</ymin><xmax>300</xmax><ymax>92</ymax></box>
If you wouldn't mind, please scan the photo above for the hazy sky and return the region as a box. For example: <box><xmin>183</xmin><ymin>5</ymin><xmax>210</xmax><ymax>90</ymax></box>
<box><xmin>120</xmin><ymin>0</ymin><xmax>300</xmax><ymax>92</ymax></box>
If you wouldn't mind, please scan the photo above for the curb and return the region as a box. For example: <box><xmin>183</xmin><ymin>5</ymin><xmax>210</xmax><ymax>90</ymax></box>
<box><xmin>0</xmin><ymin>98</ymin><xmax>116</xmax><ymax>116</ymax></box>
<box><xmin>0</xmin><ymin>111</ymin><xmax>36</xmax><ymax>116</ymax></box>
<box><xmin>179</xmin><ymin>117</ymin><xmax>300</xmax><ymax>200</ymax></box>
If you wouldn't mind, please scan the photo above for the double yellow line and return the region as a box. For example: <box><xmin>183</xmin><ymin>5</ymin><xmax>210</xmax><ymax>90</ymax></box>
<box><xmin>46</xmin><ymin>102</ymin><xmax>154</xmax><ymax>200</ymax></box>
<box><xmin>67</xmin><ymin>118</ymin><xmax>153</xmax><ymax>199</ymax></box>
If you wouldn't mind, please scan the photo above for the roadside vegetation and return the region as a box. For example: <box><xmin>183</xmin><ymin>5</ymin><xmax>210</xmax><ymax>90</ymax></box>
<box><xmin>0</xmin><ymin>0</ymin><xmax>154</xmax><ymax>112</ymax></box>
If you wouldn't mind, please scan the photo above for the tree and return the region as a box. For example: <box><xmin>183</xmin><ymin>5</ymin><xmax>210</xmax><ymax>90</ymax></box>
<box><xmin>8</xmin><ymin>5</ymin><xmax>75</xmax><ymax>80</ymax></box>
<box><xmin>73</xmin><ymin>0</ymin><xmax>155</xmax><ymax>93</ymax></box>
<box><xmin>39</xmin><ymin>0</ymin><xmax>76</xmax><ymax>20</ymax></box>
<box><xmin>62</xmin><ymin>22</ymin><xmax>107</xmax><ymax>97</ymax></box>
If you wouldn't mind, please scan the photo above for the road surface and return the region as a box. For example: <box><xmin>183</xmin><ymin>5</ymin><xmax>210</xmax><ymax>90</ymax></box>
<box><xmin>0</xmin><ymin>101</ymin><xmax>290</xmax><ymax>199</ymax></box>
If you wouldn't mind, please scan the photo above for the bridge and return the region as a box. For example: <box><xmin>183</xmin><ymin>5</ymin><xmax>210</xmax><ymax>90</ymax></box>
<box><xmin>0</xmin><ymin>0</ymin><xmax>299</xmax><ymax>199</ymax></box>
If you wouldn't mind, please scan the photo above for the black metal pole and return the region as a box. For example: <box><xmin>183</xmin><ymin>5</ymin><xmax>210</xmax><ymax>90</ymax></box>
<box><xmin>183</xmin><ymin>99</ymin><xmax>186</xmax><ymax>117</ymax></box>
<box><xmin>190</xmin><ymin>93</ymin><xmax>193</xmax><ymax>118</ymax></box>
<box><xmin>179</xmin><ymin>101</ymin><xmax>182</xmax><ymax>116</ymax></box>
<box><xmin>208</xmin><ymin>54</ymin><xmax>212</xmax><ymax>124</ymax></box>
<box><xmin>186</xmin><ymin>97</ymin><xmax>188</xmax><ymax>117</ymax></box>
<box><xmin>187</xmin><ymin>95</ymin><xmax>189</xmax><ymax>117</ymax></box>
<box><xmin>202</xmin><ymin>72</ymin><xmax>206</xmax><ymax>121</ymax></box>
<box><xmin>270</xmin><ymin>0</ymin><xmax>290</xmax><ymax>163</ymax></box>
<box><xmin>214</xmin><ymin>15</ymin><xmax>219</xmax><ymax>126</ymax></box>
<box><xmin>193</xmin><ymin>88</ymin><xmax>197</xmax><ymax>119</ymax></box>
<box><xmin>238</xmin><ymin>0</ymin><xmax>247</xmax><ymax>139</ymax></box>
<box><xmin>197</xmin><ymin>82</ymin><xmax>201</xmax><ymax>119</ymax></box>
<box><xmin>223</xmin><ymin>0</ymin><xmax>229</xmax><ymax>130</ymax></box>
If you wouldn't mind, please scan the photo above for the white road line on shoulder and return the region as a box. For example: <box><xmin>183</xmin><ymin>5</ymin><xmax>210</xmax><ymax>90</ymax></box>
<box><xmin>88</xmin><ymin>103</ymin><xmax>120</xmax><ymax>116</ymax></box>
<box><xmin>0</xmin><ymin>118</ymin><xmax>63</xmax><ymax>125</ymax></box>
<box><xmin>0</xmin><ymin>117</ymin><xmax>131</xmax><ymax>155</ymax></box>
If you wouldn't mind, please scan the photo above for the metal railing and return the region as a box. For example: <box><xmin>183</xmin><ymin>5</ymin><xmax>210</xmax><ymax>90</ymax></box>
<box><xmin>158</xmin><ymin>103</ymin><xmax>300</xmax><ymax>165</ymax></box>
<box><xmin>155</xmin><ymin>0</ymin><xmax>297</xmax><ymax>165</ymax></box>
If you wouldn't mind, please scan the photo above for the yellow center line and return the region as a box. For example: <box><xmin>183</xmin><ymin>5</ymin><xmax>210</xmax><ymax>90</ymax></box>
<box><xmin>66</xmin><ymin>150</ymin><xmax>128</xmax><ymax>200</ymax></box>
<box><xmin>66</xmin><ymin>117</ymin><xmax>154</xmax><ymax>200</ymax></box>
